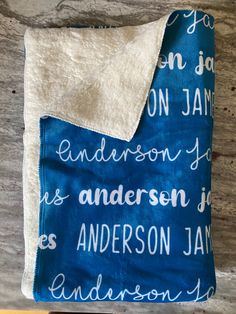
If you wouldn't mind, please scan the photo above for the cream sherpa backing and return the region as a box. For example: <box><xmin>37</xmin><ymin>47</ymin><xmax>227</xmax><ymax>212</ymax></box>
<box><xmin>22</xmin><ymin>14</ymin><xmax>171</xmax><ymax>299</ymax></box>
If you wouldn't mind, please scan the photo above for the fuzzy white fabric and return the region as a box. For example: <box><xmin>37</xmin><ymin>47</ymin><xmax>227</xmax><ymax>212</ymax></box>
<box><xmin>22</xmin><ymin>13</ymin><xmax>171</xmax><ymax>299</ymax></box>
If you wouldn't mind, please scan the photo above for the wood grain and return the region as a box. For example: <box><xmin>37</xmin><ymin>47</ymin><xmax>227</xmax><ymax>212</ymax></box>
<box><xmin>0</xmin><ymin>0</ymin><xmax>235</xmax><ymax>313</ymax></box>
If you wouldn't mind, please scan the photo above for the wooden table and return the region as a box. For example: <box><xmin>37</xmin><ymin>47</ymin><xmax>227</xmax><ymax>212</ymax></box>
<box><xmin>0</xmin><ymin>0</ymin><xmax>235</xmax><ymax>313</ymax></box>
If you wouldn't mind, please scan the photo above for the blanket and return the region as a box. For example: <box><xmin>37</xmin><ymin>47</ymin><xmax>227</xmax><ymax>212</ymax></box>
<box><xmin>22</xmin><ymin>10</ymin><xmax>216</xmax><ymax>302</ymax></box>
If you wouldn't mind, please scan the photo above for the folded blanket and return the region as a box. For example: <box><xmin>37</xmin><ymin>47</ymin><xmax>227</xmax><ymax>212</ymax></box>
<box><xmin>22</xmin><ymin>9</ymin><xmax>216</xmax><ymax>302</ymax></box>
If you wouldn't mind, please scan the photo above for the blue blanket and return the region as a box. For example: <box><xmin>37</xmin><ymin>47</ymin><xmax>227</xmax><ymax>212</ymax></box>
<box><xmin>34</xmin><ymin>10</ymin><xmax>216</xmax><ymax>302</ymax></box>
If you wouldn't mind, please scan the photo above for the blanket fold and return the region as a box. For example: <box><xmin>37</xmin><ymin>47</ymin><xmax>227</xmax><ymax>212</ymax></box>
<box><xmin>24</xmin><ymin>15</ymin><xmax>169</xmax><ymax>141</ymax></box>
<box><xmin>22</xmin><ymin>9</ymin><xmax>216</xmax><ymax>303</ymax></box>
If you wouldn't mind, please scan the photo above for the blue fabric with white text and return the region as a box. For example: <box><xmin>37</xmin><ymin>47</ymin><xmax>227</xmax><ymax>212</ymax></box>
<box><xmin>34</xmin><ymin>10</ymin><xmax>216</xmax><ymax>302</ymax></box>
